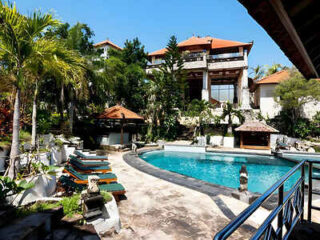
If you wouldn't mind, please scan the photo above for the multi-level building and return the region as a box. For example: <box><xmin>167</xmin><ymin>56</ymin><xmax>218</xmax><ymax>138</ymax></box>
<box><xmin>146</xmin><ymin>36</ymin><xmax>253</xmax><ymax>109</ymax></box>
<box><xmin>93</xmin><ymin>39</ymin><xmax>122</xmax><ymax>59</ymax></box>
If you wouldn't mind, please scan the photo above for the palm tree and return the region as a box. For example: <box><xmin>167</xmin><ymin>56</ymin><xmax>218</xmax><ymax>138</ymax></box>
<box><xmin>26</xmin><ymin>39</ymin><xmax>86</xmax><ymax>146</ymax></box>
<box><xmin>220</xmin><ymin>102</ymin><xmax>245</xmax><ymax>135</ymax></box>
<box><xmin>251</xmin><ymin>65</ymin><xmax>265</xmax><ymax>81</ymax></box>
<box><xmin>0</xmin><ymin>2</ymin><xmax>58</xmax><ymax>178</ymax></box>
<box><xmin>265</xmin><ymin>63</ymin><xmax>283</xmax><ymax>76</ymax></box>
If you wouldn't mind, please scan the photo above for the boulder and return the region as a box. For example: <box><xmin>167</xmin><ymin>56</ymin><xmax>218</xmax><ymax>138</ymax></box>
<box><xmin>308</xmin><ymin>147</ymin><xmax>316</xmax><ymax>153</ymax></box>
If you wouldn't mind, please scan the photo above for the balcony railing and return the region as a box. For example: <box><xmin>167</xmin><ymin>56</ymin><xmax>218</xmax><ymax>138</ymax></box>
<box><xmin>207</xmin><ymin>53</ymin><xmax>244</xmax><ymax>63</ymax></box>
<box><xmin>147</xmin><ymin>52</ymin><xmax>245</xmax><ymax>69</ymax></box>
<box><xmin>214</xmin><ymin>159</ymin><xmax>320</xmax><ymax>240</ymax></box>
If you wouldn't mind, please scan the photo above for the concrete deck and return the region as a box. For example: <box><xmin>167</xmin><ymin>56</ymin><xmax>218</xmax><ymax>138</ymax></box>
<box><xmin>106</xmin><ymin>152</ymin><xmax>270</xmax><ymax>240</ymax></box>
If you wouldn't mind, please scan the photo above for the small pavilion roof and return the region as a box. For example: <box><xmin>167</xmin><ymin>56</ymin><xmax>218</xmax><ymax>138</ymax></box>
<box><xmin>93</xmin><ymin>40</ymin><xmax>122</xmax><ymax>50</ymax></box>
<box><xmin>235</xmin><ymin>121</ymin><xmax>279</xmax><ymax>133</ymax></box>
<box><xmin>97</xmin><ymin>105</ymin><xmax>143</xmax><ymax>120</ymax></box>
<box><xmin>149</xmin><ymin>36</ymin><xmax>253</xmax><ymax>56</ymax></box>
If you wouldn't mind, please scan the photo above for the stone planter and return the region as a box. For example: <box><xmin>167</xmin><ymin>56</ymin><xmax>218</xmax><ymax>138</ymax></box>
<box><xmin>51</xmin><ymin>147</ymin><xmax>62</xmax><ymax>165</ymax></box>
<box><xmin>223</xmin><ymin>137</ymin><xmax>234</xmax><ymax>148</ymax></box>
<box><xmin>88</xmin><ymin>196</ymin><xmax>121</xmax><ymax>235</ymax></box>
<box><xmin>61</xmin><ymin>144</ymin><xmax>76</xmax><ymax>163</ymax></box>
<box><xmin>12</xmin><ymin>174</ymin><xmax>57</xmax><ymax>206</ymax></box>
<box><xmin>38</xmin><ymin>152</ymin><xmax>51</xmax><ymax>165</ymax></box>
<box><xmin>0</xmin><ymin>145</ymin><xmax>10</xmax><ymax>172</ymax></box>
<box><xmin>210</xmin><ymin>136</ymin><xmax>223</xmax><ymax>146</ymax></box>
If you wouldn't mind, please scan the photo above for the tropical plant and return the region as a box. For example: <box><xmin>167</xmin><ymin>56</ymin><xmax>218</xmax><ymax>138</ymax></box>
<box><xmin>0</xmin><ymin>176</ymin><xmax>34</xmax><ymax>207</ymax></box>
<box><xmin>0</xmin><ymin>2</ymin><xmax>59</xmax><ymax>178</ymax></box>
<box><xmin>251</xmin><ymin>65</ymin><xmax>265</xmax><ymax>81</ymax></box>
<box><xmin>145</xmin><ymin>36</ymin><xmax>187</xmax><ymax>141</ymax></box>
<box><xmin>273</xmin><ymin>68</ymin><xmax>320</xmax><ymax>135</ymax></box>
<box><xmin>220</xmin><ymin>102</ymin><xmax>244</xmax><ymax>135</ymax></box>
<box><xmin>265</xmin><ymin>63</ymin><xmax>284</xmax><ymax>76</ymax></box>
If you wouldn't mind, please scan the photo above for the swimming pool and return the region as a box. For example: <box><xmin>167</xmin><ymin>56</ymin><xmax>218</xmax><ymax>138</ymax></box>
<box><xmin>140</xmin><ymin>150</ymin><xmax>305</xmax><ymax>194</ymax></box>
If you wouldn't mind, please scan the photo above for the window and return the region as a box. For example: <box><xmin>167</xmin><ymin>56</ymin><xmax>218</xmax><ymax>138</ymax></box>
<box><xmin>211</xmin><ymin>84</ymin><xmax>234</xmax><ymax>102</ymax></box>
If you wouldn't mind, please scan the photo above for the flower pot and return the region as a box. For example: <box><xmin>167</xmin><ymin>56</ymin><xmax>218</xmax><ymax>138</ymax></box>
<box><xmin>12</xmin><ymin>174</ymin><xmax>56</xmax><ymax>206</ymax></box>
<box><xmin>39</xmin><ymin>152</ymin><xmax>51</xmax><ymax>165</ymax></box>
<box><xmin>62</xmin><ymin>144</ymin><xmax>76</xmax><ymax>163</ymax></box>
<box><xmin>223</xmin><ymin>137</ymin><xmax>234</xmax><ymax>148</ymax></box>
<box><xmin>0</xmin><ymin>146</ymin><xmax>10</xmax><ymax>172</ymax></box>
<box><xmin>51</xmin><ymin>147</ymin><xmax>62</xmax><ymax>165</ymax></box>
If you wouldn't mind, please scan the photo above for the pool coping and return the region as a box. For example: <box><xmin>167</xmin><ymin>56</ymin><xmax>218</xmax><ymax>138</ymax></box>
<box><xmin>123</xmin><ymin>148</ymin><xmax>272</xmax><ymax>200</ymax></box>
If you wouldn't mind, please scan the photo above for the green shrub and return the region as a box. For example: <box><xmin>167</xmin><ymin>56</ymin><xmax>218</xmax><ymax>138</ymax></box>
<box><xmin>19</xmin><ymin>130</ymin><xmax>31</xmax><ymax>143</ymax></box>
<box><xmin>100</xmin><ymin>191</ymin><xmax>113</xmax><ymax>203</ymax></box>
<box><xmin>314</xmin><ymin>146</ymin><xmax>320</xmax><ymax>153</ymax></box>
<box><xmin>60</xmin><ymin>194</ymin><xmax>82</xmax><ymax>217</ymax></box>
<box><xmin>16</xmin><ymin>201</ymin><xmax>61</xmax><ymax>217</ymax></box>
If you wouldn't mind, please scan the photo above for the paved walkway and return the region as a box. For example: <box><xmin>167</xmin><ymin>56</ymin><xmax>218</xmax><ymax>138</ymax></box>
<box><xmin>106</xmin><ymin>152</ymin><xmax>270</xmax><ymax>240</ymax></box>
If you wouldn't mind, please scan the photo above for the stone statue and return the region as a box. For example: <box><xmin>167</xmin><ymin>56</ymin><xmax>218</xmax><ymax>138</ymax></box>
<box><xmin>88</xmin><ymin>175</ymin><xmax>100</xmax><ymax>194</ymax></box>
<box><xmin>132</xmin><ymin>143</ymin><xmax>137</xmax><ymax>154</ymax></box>
<box><xmin>239</xmin><ymin>165</ymin><xmax>248</xmax><ymax>192</ymax></box>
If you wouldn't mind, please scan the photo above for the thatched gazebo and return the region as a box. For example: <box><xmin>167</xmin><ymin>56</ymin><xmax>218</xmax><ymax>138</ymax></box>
<box><xmin>235</xmin><ymin>121</ymin><xmax>278</xmax><ymax>150</ymax></box>
<box><xmin>97</xmin><ymin>105</ymin><xmax>144</xmax><ymax>145</ymax></box>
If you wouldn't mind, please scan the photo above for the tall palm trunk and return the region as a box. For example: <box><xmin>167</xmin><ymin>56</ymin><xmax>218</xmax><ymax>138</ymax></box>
<box><xmin>31</xmin><ymin>80</ymin><xmax>38</xmax><ymax>148</ymax></box>
<box><xmin>59</xmin><ymin>81</ymin><xmax>64</xmax><ymax>123</ymax></box>
<box><xmin>227</xmin><ymin>114</ymin><xmax>232</xmax><ymax>134</ymax></box>
<box><xmin>68</xmin><ymin>93</ymin><xmax>74</xmax><ymax>134</ymax></box>
<box><xmin>8</xmin><ymin>87</ymin><xmax>21</xmax><ymax>178</ymax></box>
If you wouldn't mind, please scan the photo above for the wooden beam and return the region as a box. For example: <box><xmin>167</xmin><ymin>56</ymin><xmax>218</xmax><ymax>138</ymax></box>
<box><xmin>270</xmin><ymin>0</ymin><xmax>319</xmax><ymax>78</ymax></box>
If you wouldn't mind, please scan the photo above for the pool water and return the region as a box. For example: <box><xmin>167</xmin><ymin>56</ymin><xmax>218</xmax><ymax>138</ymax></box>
<box><xmin>141</xmin><ymin>150</ymin><xmax>304</xmax><ymax>194</ymax></box>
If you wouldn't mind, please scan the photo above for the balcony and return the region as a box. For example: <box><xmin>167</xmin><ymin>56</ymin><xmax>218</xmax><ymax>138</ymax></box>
<box><xmin>146</xmin><ymin>52</ymin><xmax>247</xmax><ymax>72</ymax></box>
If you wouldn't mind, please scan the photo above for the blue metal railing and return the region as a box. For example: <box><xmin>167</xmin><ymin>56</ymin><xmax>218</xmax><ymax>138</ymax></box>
<box><xmin>214</xmin><ymin>159</ymin><xmax>316</xmax><ymax>240</ymax></box>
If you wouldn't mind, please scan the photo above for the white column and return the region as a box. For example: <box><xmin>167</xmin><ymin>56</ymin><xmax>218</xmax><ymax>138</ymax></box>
<box><xmin>202</xmin><ymin>70</ymin><xmax>209</xmax><ymax>101</ymax></box>
<box><xmin>241</xmin><ymin>67</ymin><xmax>251</xmax><ymax>109</ymax></box>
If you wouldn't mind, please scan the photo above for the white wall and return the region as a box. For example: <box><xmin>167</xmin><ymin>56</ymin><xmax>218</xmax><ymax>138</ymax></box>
<box><xmin>258</xmin><ymin>84</ymin><xmax>320</xmax><ymax>120</ymax></box>
<box><xmin>301</xmin><ymin>100</ymin><xmax>320</xmax><ymax>119</ymax></box>
<box><xmin>259</xmin><ymin>84</ymin><xmax>281</xmax><ymax>118</ymax></box>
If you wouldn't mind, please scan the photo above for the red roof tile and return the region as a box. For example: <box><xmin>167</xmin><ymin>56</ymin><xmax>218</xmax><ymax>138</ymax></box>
<box><xmin>97</xmin><ymin>105</ymin><xmax>143</xmax><ymax>120</ymax></box>
<box><xmin>93</xmin><ymin>40</ymin><xmax>122</xmax><ymax>50</ymax></box>
<box><xmin>235</xmin><ymin>121</ymin><xmax>279</xmax><ymax>133</ymax></box>
<box><xmin>149</xmin><ymin>36</ymin><xmax>253</xmax><ymax>56</ymax></box>
<box><xmin>256</xmin><ymin>70</ymin><xmax>290</xmax><ymax>85</ymax></box>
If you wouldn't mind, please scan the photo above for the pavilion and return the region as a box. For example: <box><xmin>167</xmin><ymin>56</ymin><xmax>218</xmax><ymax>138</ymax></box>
<box><xmin>235</xmin><ymin>121</ymin><xmax>278</xmax><ymax>150</ymax></box>
<box><xmin>96</xmin><ymin>105</ymin><xmax>144</xmax><ymax>145</ymax></box>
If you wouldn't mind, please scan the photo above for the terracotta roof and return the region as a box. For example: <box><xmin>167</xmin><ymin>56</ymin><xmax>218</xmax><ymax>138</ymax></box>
<box><xmin>235</xmin><ymin>121</ymin><xmax>279</xmax><ymax>133</ymax></box>
<box><xmin>97</xmin><ymin>105</ymin><xmax>143</xmax><ymax>120</ymax></box>
<box><xmin>93</xmin><ymin>40</ymin><xmax>122</xmax><ymax>50</ymax></box>
<box><xmin>149</xmin><ymin>36</ymin><xmax>253</xmax><ymax>56</ymax></box>
<box><xmin>256</xmin><ymin>70</ymin><xmax>290</xmax><ymax>85</ymax></box>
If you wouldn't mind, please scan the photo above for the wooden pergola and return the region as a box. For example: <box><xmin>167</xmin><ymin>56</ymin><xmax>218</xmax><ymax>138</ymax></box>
<box><xmin>96</xmin><ymin>105</ymin><xmax>144</xmax><ymax>145</ymax></box>
<box><xmin>235</xmin><ymin>121</ymin><xmax>279</xmax><ymax>150</ymax></box>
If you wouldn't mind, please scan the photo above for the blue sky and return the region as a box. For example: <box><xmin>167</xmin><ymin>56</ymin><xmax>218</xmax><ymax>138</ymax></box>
<box><xmin>16</xmin><ymin>0</ymin><xmax>292</xmax><ymax>74</ymax></box>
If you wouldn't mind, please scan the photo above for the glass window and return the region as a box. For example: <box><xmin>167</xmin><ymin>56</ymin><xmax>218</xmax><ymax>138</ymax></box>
<box><xmin>211</xmin><ymin>84</ymin><xmax>234</xmax><ymax>102</ymax></box>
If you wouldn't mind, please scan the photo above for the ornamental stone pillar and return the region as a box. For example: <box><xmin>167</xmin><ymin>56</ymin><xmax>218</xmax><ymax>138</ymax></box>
<box><xmin>202</xmin><ymin>70</ymin><xmax>209</xmax><ymax>101</ymax></box>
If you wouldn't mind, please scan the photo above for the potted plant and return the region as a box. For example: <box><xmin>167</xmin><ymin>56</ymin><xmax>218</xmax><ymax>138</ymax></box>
<box><xmin>0</xmin><ymin>176</ymin><xmax>35</xmax><ymax>209</ymax></box>
<box><xmin>220</xmin><ymin>102</ymin><xmax>244</xmax><ymax>148</ymax></box>
<box><xmin>51</xmin><ymin>138</ymin><xmax>64</xmax><ymax>165</ymax></box>
<box><xmin>0</xmin><ymin>141</ymin><xmax>10</xmax><ymax>173</ymax></box>
<box><xmin>12</xmin><ymin>162</ymin><xmax>58</xmax><ymax>206</ymax></box>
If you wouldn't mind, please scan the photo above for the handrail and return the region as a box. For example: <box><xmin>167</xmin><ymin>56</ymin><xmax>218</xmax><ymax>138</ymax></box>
<box><xmin>214</xmin><ymin>159</ymin><xmax>307</xmax><ymax>240</ymax></box>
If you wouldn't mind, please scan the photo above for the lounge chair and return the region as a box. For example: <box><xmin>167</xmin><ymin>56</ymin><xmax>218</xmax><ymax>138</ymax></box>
<box><xmin>63</xmin><ymin>165</ymin><xmax>117</xmax><ymax>184</ymax></box>
<box><xmin>69</xmin><ymin>160</ymin><xmax>112</xmax><ymax>173</ymax></box>
<box><xmin>59</xmin><ymin>175</ymin><xmax>126</xmax><ymax>201</ymax></box>
<box><xmin>69</xmin><ymin>155</ymin><xmax>109</xmax><ymax>166</ymax></box>
<box><xmin>74</xmin><ymin>150</ymin><xmax>108</xmax><ymax>161</ymax></box>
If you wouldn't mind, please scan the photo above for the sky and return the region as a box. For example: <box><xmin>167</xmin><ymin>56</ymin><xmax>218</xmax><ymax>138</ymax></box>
<box><xmin>15</xmin><ymin>0</ymin><xmax>293</xmax><ymax>75</ymax></box>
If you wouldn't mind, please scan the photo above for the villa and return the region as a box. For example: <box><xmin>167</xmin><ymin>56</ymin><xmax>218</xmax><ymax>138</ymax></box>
<box><xmin>147</xmin><ymin>36</ymin><xmax>253</xmax><ymax>109</ymax></box>
<box><xmin>253</xmin><ymin>70</ymin><xmax>320</xmax><ymax>119</ymax></box>
<box><xmin>93</xmin><ymin>39</ymin><xmax>122</xmax><ymax>59</ymax></box>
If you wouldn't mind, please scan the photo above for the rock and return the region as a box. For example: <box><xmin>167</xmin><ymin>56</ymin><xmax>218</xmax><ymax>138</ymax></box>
<box><xmin>289</xmin><ymin>146</ymin><xmax>298</xmax><ymax>152</ymax></box>
<box><xmin>62</xmin><ymin>213</ymin><xmax>83</xmax><ymax>224</ymax></box>
<box><xmin>308</xmin><ymin>147</ymin><xmax>316</xmax><ymax>153</ymax></box>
